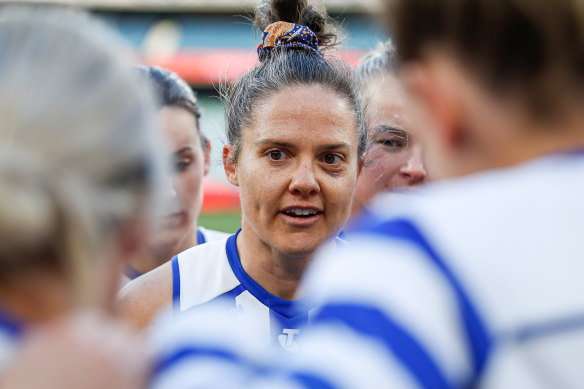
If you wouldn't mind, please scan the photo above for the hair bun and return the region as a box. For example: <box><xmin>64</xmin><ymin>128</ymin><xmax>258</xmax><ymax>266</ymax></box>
<box><xmin>257</xmin><ymin>22</ymin><xmax>323</xmax><ymax>61</ymax></box>
<box><xmin>255</xmin><ymin>0</ymin><xmax>339</xmax><ymax>50</ymax></box>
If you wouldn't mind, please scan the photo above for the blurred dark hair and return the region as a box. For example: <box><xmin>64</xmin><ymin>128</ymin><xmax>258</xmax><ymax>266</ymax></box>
<box><xmin>388</xmin><ymin>0</ymin><xmax>584</xmax><ymax>119</ymax></box>
<box><xmin>135</xmin><ymin>66</ymin><xmax>206</xmax><ymax>148</ymax></box>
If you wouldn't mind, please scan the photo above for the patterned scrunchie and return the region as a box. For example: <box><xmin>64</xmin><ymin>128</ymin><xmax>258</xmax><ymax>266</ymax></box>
<box><xmin>257</xmin><ymin>21</ymin><xmax>323</xmax><ymax>62</ymax></box>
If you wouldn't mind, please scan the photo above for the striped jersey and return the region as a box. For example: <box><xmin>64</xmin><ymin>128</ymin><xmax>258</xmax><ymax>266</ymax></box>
<box><xmin>123</xmin><ymin>227</ymin><xmax>229</xmax><ymax>281</ymax></box>
<box><xmin>171</xmin><ymin>230</ymin><xmax>318</xmax><ymax>352</ymax></box>
<box><xmin>150</xmin><ymin>150</ymin><xmax>584</xmax><ymax>389</ymax></box>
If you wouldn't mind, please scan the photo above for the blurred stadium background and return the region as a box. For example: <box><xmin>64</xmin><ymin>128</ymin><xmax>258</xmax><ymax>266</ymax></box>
<box><xmin>4</xmin><ymin>0</ymin><xmax>386</xmax><ymax>232</ymax></box>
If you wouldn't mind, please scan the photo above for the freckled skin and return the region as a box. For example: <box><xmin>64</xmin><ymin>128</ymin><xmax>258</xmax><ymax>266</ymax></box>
<box><xmin>232</xmin><ymin>85</ymin><xmax>360</xmax><ymax>259</ymax></box>
<box><xmin>352</xmin><ymin>74</ymin><xmax>427</xmax><ymax>216</ymax></box>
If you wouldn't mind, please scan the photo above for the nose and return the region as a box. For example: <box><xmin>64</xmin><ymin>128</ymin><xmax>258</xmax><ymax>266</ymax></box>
<box><xmin>289</xmin><ymin>160</ymin><xmax>320</xmax><ymax>197</ymax></box>
<box><xmin>400</xmin><ymin>145</ymin><xmax>426</xmax><ymax>185</ymax></box>
<box><xmin>167</xmin><ymin>177</ymin><xmax>177</xmax><ymax>198</ymax></box>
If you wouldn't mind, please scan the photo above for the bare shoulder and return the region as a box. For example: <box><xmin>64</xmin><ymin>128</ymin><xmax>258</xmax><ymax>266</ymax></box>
<box><xmin>116</xmin><ymin>261</ymin><xmax>173</xmax><ymax>330</ymax></box>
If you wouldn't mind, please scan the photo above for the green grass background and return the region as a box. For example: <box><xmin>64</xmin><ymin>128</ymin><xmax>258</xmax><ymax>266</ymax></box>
<box><xmin>199</xmin><ymin>212</ymin><xmax>242</xmax><ymax>234</ymax></box>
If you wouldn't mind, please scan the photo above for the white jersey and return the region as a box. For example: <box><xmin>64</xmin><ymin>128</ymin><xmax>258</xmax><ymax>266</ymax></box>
<box><xmin>123</xmin><ymin>227</ymin><xmax>229</xmax><ymax>281</ymax></box>
<box><xmin>172</xmin><ymin>230</ymin><xmax>323</xmax><ymax>352</ymax></box>
<box><xmin>0</xmin><ymin>310</ymin><xmax>21</xmax><ymax>373</ymax></box>
<box><xmin>150</xmin><ymin>150</ymin><xmax>584</xmax><ymax>389</ymax></box>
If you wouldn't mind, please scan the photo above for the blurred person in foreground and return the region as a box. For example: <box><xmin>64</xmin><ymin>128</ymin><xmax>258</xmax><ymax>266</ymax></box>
<box><xmin>122</xmin><ymin>66</ymin><xmax>228</xmax><ymax>282</ymax></box>
<box><xmin>351</xmin><ymin>41</ymin><xmax>427</xmax><ymax>218</ymax></box>
<box><xmin>150</xmin><ymin>0</ymin><xmax>584</xmax><ymax>387</ymax></box>
<box><xmin>0</xmin><ymin>6</ymin><xmax>167</xmax><ymax>388</ymax></box>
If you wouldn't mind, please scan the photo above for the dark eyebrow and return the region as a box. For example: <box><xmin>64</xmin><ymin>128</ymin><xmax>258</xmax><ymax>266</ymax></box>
<box><xmin>173</xmin><ymin>146</ymin><xmax>194</xmax><ymax>156</ymax></box>
<box><xmin>322</xmin><ymin>142</ymin><xmax>352</xmax><ymax>150</ymax></box>
<box><xmin>372</xmin><ymin>125</ymin><xmax>408</xmax><ymax>138</ymax></box>
<box><xmin>254</xmin><ymin>139</ymin><xmax>295</xmax><ymax>148</ymax></box>
<box><xmin>255</xmin><ymin>138</ymin><xmax>351</xmax><ymax>150</ymax></box>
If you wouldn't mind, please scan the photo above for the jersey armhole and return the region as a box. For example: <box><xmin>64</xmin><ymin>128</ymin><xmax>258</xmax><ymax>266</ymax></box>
<box><xmin>171</xmin><ymin>255</ymin><xmax>180</xmax><ymax>312</ymax></box>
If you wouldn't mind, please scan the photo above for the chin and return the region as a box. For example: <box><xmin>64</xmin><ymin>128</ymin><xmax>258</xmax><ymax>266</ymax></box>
<box><xmin>149</xmin><ymin>233</ymin><xmax>182</xmax><ymax>255</ymax></box>
<box><xmin>275</xmin><ymin>236</ymin><xmax>323</xmax><ymax>258</ymax></box>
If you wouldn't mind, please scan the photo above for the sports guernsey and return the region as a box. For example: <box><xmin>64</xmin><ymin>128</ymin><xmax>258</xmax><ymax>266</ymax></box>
<box><xmin>123</xmin><ymin>227</ymin><xmax>228</xmax><ymax>281</ymax></box>
<box><xmin>151</xmin><ymin>150</ymin><xmax>584</xmax><ymax>389</ymax></box>
<box><xmin>172</xmin><ymin>230</ymin><xmax>321</xmax><ymax>352</ymax></box>
<box><xmin>0</xmin><ymin>310</ymin><xmax>21</xmax><ymax>373</ymax></box>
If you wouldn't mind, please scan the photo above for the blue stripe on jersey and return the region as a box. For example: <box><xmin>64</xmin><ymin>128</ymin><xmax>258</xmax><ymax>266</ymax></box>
<box><xmin>225</xmin><ymin>231</ymin><xmax>313</xmax><ymax>319</ymax></box>
<box><xmin>171</xmin><ymin>255</ymin><xmax>180</xmax><ymax>311</ymax></box>
<box><xmin>314</xmin><ymin>303</ymin><xmax>453</xmax><ymax>389</ymax></box>
<box><xmin>511</xmin><ymin>312</ymin><xmax>584</xmax><ymax>344</ymax></box>
<box><xmin>154</xmin><ymin>345</ymin><xmax>241</xmax><ymax>377</ymax></box>
<box><xmin>197</xmin><ymin>228</ymin><xmax>206</xmax><ymax>245</ymax></box>
<box><xmin>354</xmin><ymin>218</ymin><xmax>492</xmax><ymax>381</ymax></box>
<box><xmin>154</xmin><ymin>344</ymin><xmax>339</xmax><ymax>388</ymax></box>
<box><xmin>290</xmin><ymin>372</ymin><xmax>337</xmax><ymax>389</ymax></box>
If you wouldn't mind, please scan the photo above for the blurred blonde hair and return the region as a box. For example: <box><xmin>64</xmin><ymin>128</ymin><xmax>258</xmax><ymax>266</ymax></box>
<box><xmin>0</xmin><ymin>6</ymin><xmax>166</xmax><ymax>305</ymax></box>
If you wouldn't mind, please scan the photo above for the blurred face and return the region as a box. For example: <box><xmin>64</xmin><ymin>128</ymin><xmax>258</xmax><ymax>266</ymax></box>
<box><xmin>150</xmin><ymin>106</ymin><xmax>210</xmax><ymax>256</ymax></box>
<box><xmin>354</xmin><ymin>73</ymin><xmax>426</xmax><ymax>209</ymax></box>
<box><xmin>227</xmin><ymin>84</ymin><xmax>360</xmax><ymax>257</ymax></box>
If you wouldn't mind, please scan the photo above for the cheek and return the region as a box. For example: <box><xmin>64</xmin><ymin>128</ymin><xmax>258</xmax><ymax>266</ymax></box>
<box><xmin>325</xmin><ymin>170</ymin><xmax>359</xmax><ymax>211</ymax></box>
<box><xmin>237</xmin><ymin>161</ymin><xmax>279</xmax><ymax>213</ymax></box>
<box><xmin>176</xmin><ymin>172</ymin><xmax>204</xmax><ymax>212</ymax></box>
<box><xmin>364</xmin><ymin>149</ymin><xmax>400</xmax><ymax>186</ymax></box>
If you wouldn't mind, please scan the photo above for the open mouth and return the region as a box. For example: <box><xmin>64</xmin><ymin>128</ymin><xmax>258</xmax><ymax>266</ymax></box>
<box><xmin>282</xmin><ymin>208</ymin><xmax>322</xmax><ymax>218</ymax></box>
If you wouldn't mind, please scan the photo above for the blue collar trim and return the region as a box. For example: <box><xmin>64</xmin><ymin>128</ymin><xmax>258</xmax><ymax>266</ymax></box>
<box><xmin>197</xmin><ymin>228</ymin><xmax>206</xmax><ymax>245</ymax></box>
<box><xmin>225</xmin><ymin>230</ymin><xmax>313</xmax><ymax>319</ymax></box>
<box><xmin>0</xmin><ymin>308</ymin><xmax>23</xmax><ymax>337</ymax></box>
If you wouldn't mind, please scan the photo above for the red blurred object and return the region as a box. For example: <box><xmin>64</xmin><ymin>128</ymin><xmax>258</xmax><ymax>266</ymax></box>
<box><xmin>144</xmin><ymin>48</ymin><xmax>366</xmax><ymax>85</ymax></box>
<box><xmin>201</xmin><ymin>178</ymin><xmax>241</xmax><ymax>213</ymax></box>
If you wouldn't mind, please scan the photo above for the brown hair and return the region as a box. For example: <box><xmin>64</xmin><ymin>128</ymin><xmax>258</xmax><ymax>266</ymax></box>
<box><xmin>388</xmin><ymin>0</ymin><xmax>584</xmax><ymax>119</ymax></box>
<box><xmin>223</xmin><ymin>0</ymin><xmax>365</xmax><ymax>162</ymax></box>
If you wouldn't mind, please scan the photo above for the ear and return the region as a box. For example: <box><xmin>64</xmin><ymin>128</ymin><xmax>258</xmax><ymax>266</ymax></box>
<box><xmin>402</xmin><ymin>60</ymin><xmax>467</xmax><ymax>148</ymax></box>
<box><xmin>223</xmin><ymin>144</ymin><xmax>239</xmax><ymax>186</ymax></box>
<box><xmin>203</xmin><ymin>138</ymin><xmax>211</xmax><ymax>176</ymax></box>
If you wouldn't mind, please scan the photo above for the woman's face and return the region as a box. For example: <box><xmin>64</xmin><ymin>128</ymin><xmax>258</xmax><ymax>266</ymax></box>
<box><xmin>150</xmin><ymin>106</ymin><xmax>210</xmax><ymax>255</ymax></box>
<box><xmin>226</xmin><ymin>84</ymin><xmax>360</xmax><ymax>256</ymax></box>
<box><xmin>354</xmin><ymin>73</ymin><xmax>426</xmax><ymax>210</ymax></box>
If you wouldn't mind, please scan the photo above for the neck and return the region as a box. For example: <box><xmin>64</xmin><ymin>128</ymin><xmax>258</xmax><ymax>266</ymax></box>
<box><xmin>0</xmin><ymin>270</ymin><xmax>71</xmax><ymax>325</ymax></box>
<box><xmin>350</xmin><ymin>196</ymin><xmax>364</xmax><ymax>220</ymax></box>
<box><xmin>130</xmin><ymin>225</ymin><xmax>199</xmax><ymax>275</ymax></box>
<box><xmin>236</xmin><ymin>226</ymin><xmax>311</xmax><ymax>301</ymax></box>
<box><xmin>445</xmin><ymin>95</ymin><xmax>584</xmax><ymax>178</ymax></box>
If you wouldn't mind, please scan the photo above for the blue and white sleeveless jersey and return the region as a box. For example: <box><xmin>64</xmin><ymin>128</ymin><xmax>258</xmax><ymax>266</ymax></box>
<box><xmin>172</xmin><ymin>230</ymin><xmax>318</xmax><ymax>352</ymax></box>
<box><xmin>123</xmin><ymin>227</ymin><xmax>229</xmax><ymax>282</ymax></box>
<box><xmin>0</xmin><ymin>310</ymin><xmax>22</xmax><ymax>373</ymax></box>
<box><xmin>150</xmin><ymin>151</ymin><xmax>584</xmax><ymax>389</ymax></box>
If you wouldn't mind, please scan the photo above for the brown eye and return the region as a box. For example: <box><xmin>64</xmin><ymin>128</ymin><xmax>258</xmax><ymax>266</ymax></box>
<box><xmin>323</xmin><ymin>153</ymin><xmax>341</xmax><ymax>165</ymax></box>
<box><xmin>268</xmin><ymin>150</ymin><xmax>285</xmax><ymax>161</ymax></box>
<box><xmin>175</xmin><ymin>159</ymin><xmax>191</xmax><ymax>172</ymax></box>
